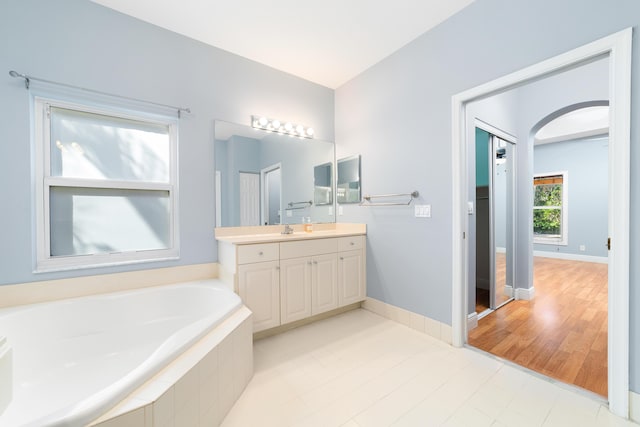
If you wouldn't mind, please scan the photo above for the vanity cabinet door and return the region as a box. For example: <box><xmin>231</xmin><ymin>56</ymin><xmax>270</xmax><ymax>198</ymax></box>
<box><xmin>338</xmin><ymin>249</ymin><xmax>365</xmax><ymax>306</ymax></box>
<box><xmin>311</xmin><ymin>253</ymin><xmax>338</xmax><ymax>315</ymax></box>
<box><xmin>238</xmin><ymin>261</ymin><xmax>280</xmax><ymax>333</ymax></box>
<box><xmin>280</xmin><ymin>257</ymin><xmax>312</xmax><ymax>324</ymax></box>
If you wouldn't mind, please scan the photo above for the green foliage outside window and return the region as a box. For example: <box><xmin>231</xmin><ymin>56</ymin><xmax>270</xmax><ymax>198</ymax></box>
<box><xmin>533</xmin><ymin>183</ymin><xmax>562</xmax><ymax>236</ymax></box>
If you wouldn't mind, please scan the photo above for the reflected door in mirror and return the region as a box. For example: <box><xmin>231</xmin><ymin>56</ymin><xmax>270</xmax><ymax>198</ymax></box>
<box><xmin>239</xmin><ymin>172</ymin><xmax>260</xmax><ymax>226</ymax></box>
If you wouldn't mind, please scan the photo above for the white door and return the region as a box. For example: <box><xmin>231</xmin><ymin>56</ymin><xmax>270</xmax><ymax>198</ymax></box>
<box><xmin>239</xmin><ymin>172</ymin><xmax>260</xmax><ymax>226</ymax></box>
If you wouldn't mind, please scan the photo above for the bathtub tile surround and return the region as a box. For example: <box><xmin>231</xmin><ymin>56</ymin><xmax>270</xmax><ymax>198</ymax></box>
<box><xmin>91</xmin><ymin>305</ymin><xmax>253</xmax><ymax>427</ymax></box>
<box><xmin>0</xmin><ymin>262</ymin><xmax>218</xmax><ymax>309</ymax></box>
<box><xmin>0</xmin><ymin>279</ymin><xmax>251</xmax><ymax>427</ymax></box>
<box><xmin>221</xmin><ymin>309</ymin><xmax>633</xmax><ymax>427</ymax></box>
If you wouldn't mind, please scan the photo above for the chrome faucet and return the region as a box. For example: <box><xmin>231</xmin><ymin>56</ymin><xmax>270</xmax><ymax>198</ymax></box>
<box><xmin>282</xmin><ymin>224</ymin><xmax>294</xmax><ymax>235</ymax></box>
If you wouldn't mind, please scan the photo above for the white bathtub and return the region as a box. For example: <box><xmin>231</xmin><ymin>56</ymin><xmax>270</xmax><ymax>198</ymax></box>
<box><xmin>0</xmin><ymin>279</ymin><xmax>250</xmax><ymax>427</ymax></box>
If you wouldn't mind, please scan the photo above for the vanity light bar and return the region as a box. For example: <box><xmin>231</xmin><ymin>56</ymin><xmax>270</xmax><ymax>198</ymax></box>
<box><xmin>251</xmin><ymin>115</ymin><xmax>314</xmax><ymax>139</ymax></box>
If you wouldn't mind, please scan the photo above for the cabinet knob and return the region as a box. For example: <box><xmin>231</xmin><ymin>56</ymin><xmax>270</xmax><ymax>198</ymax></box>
<box><xmin>258</xmin><ymin>251</ymin><xmax>264</xmax><ymax>255</ymax></box>
<box><xmin>340</xmin><ymin>257</ymin><xmax>344</xmax><ymax>260</ymax></box>
<box><xmin>307</xmin><ymin>261</ymin><xmax>313</xmax><ymax>265</ymax></box>
<box><xmin>350</xmin><ymin>242</ymin><xmax>355</xmax><ymax>246</ymax></box>
<box><xmin>275</xmin><ymin>266</ymin><xmax>280</xmax><ymax>270</ymax></box>
<box><xmin>313</xmin><ymin>261</ymin><xmax>318</xmax><ymax>264</ymax></box>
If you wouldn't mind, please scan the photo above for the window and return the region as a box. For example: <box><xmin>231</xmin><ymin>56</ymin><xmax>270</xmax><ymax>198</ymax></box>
<box><xmin>533</xmin><ymin>172</ymin><xmax>568</xmax><ymax>245</ymax></box>
<box><xmin>35</xmin><ymin>97</ymin><xmax>179</xmax><ymax>271</ymax></box>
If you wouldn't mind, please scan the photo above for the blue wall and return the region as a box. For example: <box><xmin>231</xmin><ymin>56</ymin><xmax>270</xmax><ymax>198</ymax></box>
<box><xmin>335</xmin><ymin>0</ymin><xmax>640</xmax><ymax>392</ymax></box>
<box><xmin>0</xmin><ymin>0</ymin><xmax>334</xmax><ymax>285</ymax></box>
<box><xmin>534</xmin><ymin>137</ymin><xmax>608</xmax><ymax>258</ymax></box>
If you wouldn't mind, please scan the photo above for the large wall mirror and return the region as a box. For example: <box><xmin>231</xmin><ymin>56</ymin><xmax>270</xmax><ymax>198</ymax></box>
<box><xmin>214</xmin><ymin>120</ymin><xmax>336</xmax><ymax>227</ymax></box>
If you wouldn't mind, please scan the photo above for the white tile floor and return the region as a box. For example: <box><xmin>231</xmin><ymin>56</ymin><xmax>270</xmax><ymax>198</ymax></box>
<box><xmin>221</xmin><ymin>309</ymin><xmax>636</xmax><ymax>427</ymax></box>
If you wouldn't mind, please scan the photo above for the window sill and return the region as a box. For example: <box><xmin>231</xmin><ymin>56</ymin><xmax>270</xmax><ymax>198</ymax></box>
<box><xmin>35</xmin><ymin>252</ymin><xmax>180</xmax><ymax>274</ymax></box>
<box><xmin>534</xmin><ymin>238</ymin><xmax>567</xmax><ymax>246</ymax></box>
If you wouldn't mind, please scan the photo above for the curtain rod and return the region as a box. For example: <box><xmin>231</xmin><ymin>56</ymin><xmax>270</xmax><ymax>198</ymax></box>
<box><xmin>8</xmin><ymin>70</ymin><xmax>191</xmax><ymax>117</ymax></box>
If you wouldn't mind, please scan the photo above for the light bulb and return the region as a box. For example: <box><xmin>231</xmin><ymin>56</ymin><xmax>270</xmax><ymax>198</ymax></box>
<box><xmin>272</xmin><ymin>120</ymin><xmax>281</xmax><ymax>129</ymax></box>
<box><xmin>284</xmin><ymin>122</ymin><xmax>293</xmax><ymax>132</ymax></box>
<box><xmin>258</xmin><ymin>117</ymin><xmax>268</xmax><ymax>127</ymax></box>
<box><xmin>296</xmin><ymin>125</ymin><xmax>304</xmax><ymax>134</ymax></box>
<box><xmin>306</xmin><ymin>128</ymin><xmax>314</xmax><ymax>137</ymax></box>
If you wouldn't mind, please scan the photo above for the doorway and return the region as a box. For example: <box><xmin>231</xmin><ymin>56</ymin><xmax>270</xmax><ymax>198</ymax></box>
<box><xmin>474</xmin><ymin>126</ymin><xmax>516</xmax><ymax>316</ymax></box>
<box><xmin>451</xmin><ymin>29</ymin><xmax>631</xmax><ymax>416</ymax></box>
<box><xmin>261</xmin><ymin>163</ymin><xmax>282</xmax><ymax>225</ymax></box>
<box><xmin>239</xmin><ymin>172</ymin><xmax>260</xmax><ymax>226</ymax></box>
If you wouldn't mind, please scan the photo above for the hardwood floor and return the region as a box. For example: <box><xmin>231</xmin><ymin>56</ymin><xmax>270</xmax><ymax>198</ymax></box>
<box><xmin>468</xmin><ymin>256</ymin><xmax>608</xmax><ymax>397</ymax></box>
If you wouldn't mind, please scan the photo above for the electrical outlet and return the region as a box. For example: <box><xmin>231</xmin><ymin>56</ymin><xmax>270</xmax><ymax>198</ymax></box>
<box><xmin>328</xmin><ymin>206</ymin><xmax>333</xmax><ymax>215</ymax></box>
<box><xmin>414</xmin><ymin>205</ymin><xmax>431</xmax><ymax>218</ymax></box>
<box><xmin>338</xmin><ymin>205</ymin><xmax>344</xmax><ymax>215</ymax></box>
<box><xmin>579</xmin><ymin>245</ymin><xmax>586</xmax><ymax>251</ymax></box>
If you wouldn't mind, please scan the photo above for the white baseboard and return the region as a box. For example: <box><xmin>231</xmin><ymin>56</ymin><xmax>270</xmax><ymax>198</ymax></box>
<box><xmin>363</xmin><ymin>297</ymin><xmax>452</xmax><ymax>344</ymax></box>
<box><xmin>503</xmin><ymin>285</ymin><xmax>514</xmax><ymax>298</ymax></box>
<box><xmin>467</xmin><ymin>312</ymin><xmax>478</xmax><ymax>330</ymax></box>
<box><xmin>533</xmin><ymin>250</ymin><xmax>608</xmax><ymax>264</ymax></box>
<box><xmin>515</xmin><ymin>286</ymin><xmax>535</xmax><ymax>300</ymax></box>
<box><xmin>630</xmin><ymin>390</ymin><xmax>640</xmax><ymax>424</ymax></box>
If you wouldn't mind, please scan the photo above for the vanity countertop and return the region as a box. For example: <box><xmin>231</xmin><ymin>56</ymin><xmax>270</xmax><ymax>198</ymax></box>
<box><xmin>215</xmin><ymin>223</ymin><xmax>366</xmax><ymax>245</ymax></box>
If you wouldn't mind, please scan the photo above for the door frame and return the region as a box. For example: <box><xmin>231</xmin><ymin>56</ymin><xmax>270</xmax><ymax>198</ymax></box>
<box><xmin>451</xmin><ymin>28</ymin><xmax>632</xmax><ymax>416</ymax></box>
<box><xmin>260</xmin><ymin>162</ymin><xmax>282</xmax><ymax>225</ymax></box>
<box><xmin>475</xmin><ymin>121</ymin><xmax>517</xmax><ymax>312</ymax></box>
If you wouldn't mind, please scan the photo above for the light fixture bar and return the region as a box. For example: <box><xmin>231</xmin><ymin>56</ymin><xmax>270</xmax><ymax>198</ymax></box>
<box><xmin>251</xmin><ymin>115</ymin><xmax>314</xmax><ymax>139</ymax></box>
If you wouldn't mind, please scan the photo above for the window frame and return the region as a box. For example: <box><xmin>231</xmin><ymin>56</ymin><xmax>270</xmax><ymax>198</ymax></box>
<box><xmin>533</xmin><ymin>171</ymin><xmax>568</xmax><ymax>246</ymax></box>
<box><xmin>34</xmin><ymin>96</ymin><xmax>180</xmax><ymax>272</ymax></box>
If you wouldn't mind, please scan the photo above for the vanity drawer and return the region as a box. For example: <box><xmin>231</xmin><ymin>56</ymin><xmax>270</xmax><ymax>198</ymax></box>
<box><xmin>237</xmin><ymin>243</ymin><xmax>279</xmax><ymax>264</ymax></box>
<box><xmin>280</xmin><ymin>238</ymin><xmax>338</xmax><ymax>259</ymax></box>
<box><xmin>337</xmin><ymin>235</ymin><xmax>364</xmax><ymax>252</ymax></box>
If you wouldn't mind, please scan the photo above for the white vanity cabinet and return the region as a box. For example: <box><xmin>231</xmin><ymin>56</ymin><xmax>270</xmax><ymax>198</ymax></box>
<box><xmin>235</xmin><ymin>243</ymin><xmax>280</xmax><ymax>332</ymax></box>
<box><xmin>338</xmin><ymin>236</ymin><xmax>366</xmax><ymax>306</ymax></box>
<box><xmin>217</xmin><ymin>229</ymin><xmax>366</xmax><ymax>334</ymax></box>
<box><xmin>280</xmin><ymin>239</ymin><xmax>339</xmax><ymax>322</ymax></box>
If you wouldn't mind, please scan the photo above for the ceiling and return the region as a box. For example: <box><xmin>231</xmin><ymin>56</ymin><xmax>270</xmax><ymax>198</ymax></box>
<box><xmin>91</xmin><ymin>0</ymin><xmax>474</xmax><ymax>89</ymax></box>
<box><xmin>535</xmin><ymin>106</ymin><xmax>609</xmax><ymax>145</ymax></box>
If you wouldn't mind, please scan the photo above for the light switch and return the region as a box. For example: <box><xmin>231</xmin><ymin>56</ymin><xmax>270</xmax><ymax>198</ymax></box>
<box><xmin>328</xmin><ymin>206</ymin><xmax>333</xmax><ymax>215</ymax></box>
<box><xmin>467</xmin><ymin>201</ymin><xmax>474</xmax><ymax>215</ymax></box>
<box><xmin>338</xmin><ymin>205</ymin><xmax>344</xmax><ymax>215</ymax></box>
<box><xmin>286</xmin><ymin>210</ymin><xmax>293</xmax><ymax>217</ymax></box>
<box><xmin>414</xmin><ymin>205</ymin><xmax>431</xmax><ymax>218</ymax></box>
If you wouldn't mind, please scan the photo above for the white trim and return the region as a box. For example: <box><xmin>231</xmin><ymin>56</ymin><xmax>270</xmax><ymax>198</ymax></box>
<box><xmin>260</xmin><ymin>163</ymin><xmax>282</xmax><ymax>225</ymax></box>
<box><xmin>452</xmin><ymin>28</ymin><xmax>631</xmax><ymax>417</ymax></box>
<box><xmin>503</xmin><ymin>284</ymin><xmax>514</xmax><ymax>298</ymax></box>
<box><xmin>535</xmin><ymin>127</ymin><xmax>608</xmax><ymax>145</ymax></box>
<box><xmin>474</xmin><ymin>119</ymin><xmax>517</xmax><ymax>144</ymax></box>
<box><xmin>34</xmin><ymin>97</ymin><xmax>180</xmax><ymax>273</ymax></box>
<box><xmin>362</xmin><ymin>297</ymin><xmax>453</xmax><ymax>345</ymax></box>
<box><xmin>467</xmin><ymin>312</ymin><xmax>478</xmax><ymax>330</ymax></box>
<box><xmin>630</xmin><ymin>391</ymin><xmax>640</xmax><ymax>424</ymax></box>
<box><xmin>514</xmin><ymin>286</ymin><xmax>535</xmax><ymax>300</ymax></box>
<box><xmin>215</xmin><ymin>171</ymin><xmax>222</xmax><ymax>228</ymax></box>
<box><xmin>533</xmin><ymin>171</ymin><xmax>569</xmax><ymax>246</ymax></box>
<box><xmin>533</xmin><ymin>250</ymin><xmax>608</xmax><ymax>264</ymax></box>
